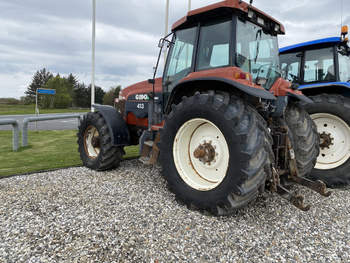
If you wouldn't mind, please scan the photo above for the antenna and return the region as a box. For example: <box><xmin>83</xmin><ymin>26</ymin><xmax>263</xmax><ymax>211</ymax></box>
<box><xmin>341</xmin><ymin>0</ymin><xmax>343</xmax><ymax>27</ymax></box>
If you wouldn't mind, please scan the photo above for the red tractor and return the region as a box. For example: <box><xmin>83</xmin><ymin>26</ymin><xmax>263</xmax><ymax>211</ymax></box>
<box><xmin>78</xmin><ymin>0</ymin><xmax>330</xmax><ymax>215</ymax></box>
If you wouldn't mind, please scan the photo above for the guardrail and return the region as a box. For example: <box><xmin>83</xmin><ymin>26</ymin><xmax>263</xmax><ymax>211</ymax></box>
<box><xmin>22</xmin><ymin>114</ymin><xmax>82</xmax><ymax>147</ymax></box>
<box><xmin>0</xmin><ymin>119</ymin><xmax>19</xmax><ymax>151</ymax></box>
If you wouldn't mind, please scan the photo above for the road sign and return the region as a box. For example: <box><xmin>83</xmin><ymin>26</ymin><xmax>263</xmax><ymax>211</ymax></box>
<box><xmin>35</xmin><ymin>88</ymin><xmax>56</xmax><ymax>127</ymax></box>
<box><xmin>37</xmin><ymin>88</ymin><xmax>56</xmax><ymax>95</ymax></box>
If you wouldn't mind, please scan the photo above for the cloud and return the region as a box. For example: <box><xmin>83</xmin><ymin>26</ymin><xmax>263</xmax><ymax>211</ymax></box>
<box><xmin>0</xmin><ymin>0</ymin><xmax>348</xmax><ymax>98</ymax></box>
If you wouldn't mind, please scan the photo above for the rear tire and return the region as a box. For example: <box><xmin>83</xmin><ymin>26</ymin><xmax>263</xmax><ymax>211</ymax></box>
<box><xmin>159</xmin><ymin>92</ymin><xmax>273</xmax><ymax>216</ymax></box>
<box><xmin>301</xmin><ymin>94</ymin><xmax>350</xmax><ymax>187</ymax></box>
<box><xmin>78</xmin><ymin>112</ymin><xmax>123</xmax><ymax>171</ymax></box>
<box><xmin>285</xmin><ymin>102</ymin><xmax>320</xmax><ymax>177</ymax></box>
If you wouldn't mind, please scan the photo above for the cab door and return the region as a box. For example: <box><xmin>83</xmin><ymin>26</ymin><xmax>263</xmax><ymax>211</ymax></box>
<box><xmin>162</xmin><ymin>27</ymin><xmax>197</xmax><ymax>105</ymax></box>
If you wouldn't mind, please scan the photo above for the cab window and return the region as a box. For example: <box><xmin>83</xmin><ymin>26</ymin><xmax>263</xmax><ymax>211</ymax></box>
<box><xmin>236</xmin><ymin>19</ymin><xmax>280</xmax><ymax>89</ymax></box>
<box><xmin>164</xmin><ymin>27</ymin><xmax>197</xmax><ymax>93</ymax></box>
<box><xmin>280</xmin><ymin>52</ymin><xmax>301</xmax><ymax>83</ymax></box>
<box><xmin>166</xmin><ymin>28</ymin><xmax>195</xmax><ymax>77</ymax></box>
<box><xmin>196</xmin><ymin>20</ymin><xmax>231</xmax><ymax>71</ymax></box>
<box><xmin>304</xmin><ymin>47</ymin><xmax>335</xmax><ymax>83</ymax></box>
<box><xmin>338</xmin><ymin>48</ymin><xmax>350</xmax><ymax>82</ymax></box>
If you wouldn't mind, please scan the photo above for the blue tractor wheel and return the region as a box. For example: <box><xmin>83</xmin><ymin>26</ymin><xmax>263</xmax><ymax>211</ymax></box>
<box><xmin>302</xmin><ymin>94</ymin><xmax>350</xmax><ymax>187</ymax></box>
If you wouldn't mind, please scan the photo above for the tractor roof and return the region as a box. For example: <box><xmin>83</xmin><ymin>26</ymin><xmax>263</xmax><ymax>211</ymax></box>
<box><xmin>279</xmin><ymin>37</ymin><xmax>341</xmax><ymax>54</ymax></box>
<box><xmin>172</xmin><ymin>0</ymin><xmax>285</xmax><ymax>34</ymax></box>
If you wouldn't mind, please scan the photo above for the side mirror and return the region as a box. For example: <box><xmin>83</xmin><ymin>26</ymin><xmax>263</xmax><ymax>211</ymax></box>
<box><xmin>158</xmin><ymin>39</ymin><xmax>165</xmax><ymax>48</ymax></box>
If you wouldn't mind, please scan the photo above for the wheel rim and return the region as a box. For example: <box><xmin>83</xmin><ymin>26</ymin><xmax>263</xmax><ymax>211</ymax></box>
<box><xmin>83</xmin><ymin>125</ymin><xmax>101</xmax><ymax>158</ymax></box>
<box><xmin>173</xmin><ymin>118</ymin><xmax>229</xmax><ymax>191</ymax></box>
<box><xmin>311</xmin><ymin>113</ymin><xmax>350</xmax><ymax>170</ymax></box>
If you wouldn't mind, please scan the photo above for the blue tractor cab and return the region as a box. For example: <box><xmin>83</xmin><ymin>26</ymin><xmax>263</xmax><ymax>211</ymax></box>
<box><xmin>280</xmin><ymin>27</ymin><xmax>350</xmax><ymax>187</ymax></box>
<box><xmin>280</xmin><ymin>36</ymin><xmax>350</xmax><ymax>96</ymax></box>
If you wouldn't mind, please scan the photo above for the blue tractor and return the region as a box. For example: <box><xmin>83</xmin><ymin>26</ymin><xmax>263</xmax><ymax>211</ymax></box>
<box><xmin>280</xmin><ymin>26</ymin><xmax>350</xmax><ymax>187</ymax></box>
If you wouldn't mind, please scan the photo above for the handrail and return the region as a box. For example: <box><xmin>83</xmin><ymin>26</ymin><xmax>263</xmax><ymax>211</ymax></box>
<box><xmin>22</xmin><ymin>114</ymin><xmax>82</xmax><ymax>146</ymax></box>
<box><xmin>0</xmin><ymin>119</ymin><xmax>19</xmax><ymax>151</ymax></box>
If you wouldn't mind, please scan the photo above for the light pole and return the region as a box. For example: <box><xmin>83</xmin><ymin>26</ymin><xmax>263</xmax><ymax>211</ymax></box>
<box><xmin>91</xmin><ymin>0</ymin><xmax>96</xmax><ymax>112</ymax></box>
<box><xmin>185</xmin><ymin>0</ymin><xmax>191</xmax><ymax>67</ymax></box>
<box><xmin>164</xmin><ymin>0</ymin><xmax>169</xmax><ymax>63</ymax></box>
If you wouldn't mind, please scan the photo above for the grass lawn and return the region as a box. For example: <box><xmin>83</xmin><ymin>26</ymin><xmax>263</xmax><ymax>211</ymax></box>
<box><xmin>0</xmin><ymin>104</ymin><xmax>89</xmax><ymax>115</ymax></box>
<box><xmin>0</xmin><ymin>130</ymin><xmax>139</xmax><ymax>177</ymax></box>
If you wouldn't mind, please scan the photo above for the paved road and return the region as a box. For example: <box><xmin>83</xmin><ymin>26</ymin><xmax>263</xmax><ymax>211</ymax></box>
<box><xmin>0</xmin><ymin>113</ymin><xmax>85</xmax><ymax>131</ymax></box>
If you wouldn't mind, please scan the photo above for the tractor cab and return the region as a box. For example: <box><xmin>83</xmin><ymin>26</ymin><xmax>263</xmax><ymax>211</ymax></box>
<box><xmin>158</xmin><ymin>0</ymin><xmax>285</xmax><ymax>109</ymax></box>
<box><xmin>280</xmin><ymin>26</ymin><xmax>350</xmax><ymax>87</ymax></box>
<box><xmin>162</xmin><ymin>8</ymin><xmax>282</xmax><ymax>95</ymax></box>
<box><xmin>119</xmin><ymin>0</ymin><xmax>306</xmax><ymax>144</ymax></box>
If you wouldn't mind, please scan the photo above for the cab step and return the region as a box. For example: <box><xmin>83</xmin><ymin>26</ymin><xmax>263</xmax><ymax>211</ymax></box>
<box><xmin>139</xmin><ymin>133</ymin><xmax>160</xmax><ymax>165</ymax></box>
<box><xmin>143</xmin><ymin>140</ymin><xmax>154</xmax><ymax>147</ymax></box>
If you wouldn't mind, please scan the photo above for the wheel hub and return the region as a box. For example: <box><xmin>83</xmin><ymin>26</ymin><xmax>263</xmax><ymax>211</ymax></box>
<box><xmin>193</xmin><ymin>141</ymin><xmax>216</xmax><ymax>165</ymax></box>
<box><xmin>91</xmin><ymin>137</ymin><xmax>100</xmax><ymax>148</ymax></box>
<box><xmin>319</xmin><ymin>132</ymin><xmax>334</xmax><ymax>149</ymax></box>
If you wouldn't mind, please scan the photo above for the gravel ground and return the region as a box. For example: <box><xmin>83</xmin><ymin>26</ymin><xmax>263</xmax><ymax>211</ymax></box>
<box><xmin>0</xmin><ymin>160</ymin><xmax>349</xmax><ymax>263</ymax></box>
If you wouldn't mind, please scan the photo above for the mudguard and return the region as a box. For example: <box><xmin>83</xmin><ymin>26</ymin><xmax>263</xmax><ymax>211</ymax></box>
<box><xmin>93</xmin><ymin>104</ymin><xmax>130</xmax><ymax>146</ymax></box>
<box><xmin>175</xmin><ymin>77</ymin><xmax>277</xmax><ymax>100</ymax></box>
<box><xmin>298</xmin><ymin>82</ymin><xmax>350</xmax><ymax>100</ymax></box>
<box><xmin>298</xmin><ymin>82</ymin><xmax>350</xmax><ymax>91</ymax></box>
<box><xmin>287</xmin><ymin>92</ymin><xmax>314</xmax><ymax>104</ymax></box>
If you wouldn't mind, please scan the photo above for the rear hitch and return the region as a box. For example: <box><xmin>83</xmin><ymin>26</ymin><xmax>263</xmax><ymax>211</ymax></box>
<box><xmin>288</xmin><ymin>175</ymin><xmax>331</xmax><ymax>197</ymax></box>
<box><xmin>271</xmin><ymin>166</ymin><xmax>311</xmax><ymax>211</ymax></box>
<box><xmin>276</xmin><ymin>184</ymin><xmax>310</xmax><ymax>211</ymax></box>
<box><xmin>270</xmin><ymin>123</ymin><xmax>331</xmax><ymax>211</ymax></box>
<box><xmin>274</xmin><ymin>174</ymin><xmax>331</xmax><ymax>211</ymax></box>
<box><xmin>286</xmin><ymin>134</ymin><xmax>332</xmax><ymax>198</ymax></box>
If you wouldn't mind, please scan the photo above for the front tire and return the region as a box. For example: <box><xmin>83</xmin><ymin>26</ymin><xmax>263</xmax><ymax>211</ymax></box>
<box><xmin>78</xmin><ymin>112</ymin><xmax>123</xmax><ymax>171</ymax></box>
<box><xmin>285</xmin><ymin>102</ymin><xmax>320</xmax><ymax>178</ymax></box>
<box><xmin>302</xmin><ymin>94</ymin><xmax>350</xmax><ymax>187</ymax></box>
<box><xmin>160</xmin><ymin>92</ymin><xmax>273</xmax><ymax>216</ymax></box>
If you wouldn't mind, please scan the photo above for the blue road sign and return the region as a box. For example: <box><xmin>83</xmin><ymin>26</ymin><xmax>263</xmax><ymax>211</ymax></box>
<box><xmin>37</xmin><ymin>89</ymin><xmax>56</xmax><ymax>95</ymax></box>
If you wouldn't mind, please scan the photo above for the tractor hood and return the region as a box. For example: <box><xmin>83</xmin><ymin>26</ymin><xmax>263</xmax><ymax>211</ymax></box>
<box><xmin>120</xmin><ymin>78</ymin><xmax>163</xmax><ymax>100</ymax></box>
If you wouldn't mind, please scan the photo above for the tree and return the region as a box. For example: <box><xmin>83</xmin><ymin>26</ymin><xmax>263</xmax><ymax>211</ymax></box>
<box><xmin>103</xmin><ymin>86</ymin><xmax>121</xmax><ymax>105</ymax></box>
<box><xmin>25</xmin><ymin>68</ymin><xmax>53</xmax><ymax>103</ymax></box>
<box><xmin>41</xmin><ymin>76</ymin><xmax>72</xmax><ymax>109</ymax></box>
<box><xmin>20</xmin><ymin>96</ymin><xmax>31</xmax><ymax>105</ymax></box>
<box><xmin>73</xmin><ymin>83</ymin><xmax>90</xmax><ymax>108</ymax></box>
<box><xmin>66</xmin><ymin>73</ymin><xmax>78</xmax><ymax>88</ymax></box>
<box><xmin>0</xmin><ymin>98</ymin><xmax>20</xmax><ymax>104</ymax></box>
<box><xmin>88</xmin><ymin>84</ymin><xmax>105</xmax><ymax>105</ymax></box>
<box><xmin>72</xmin><ymin>83</ymin><xmax>105</xmax><ymax>108</ymax></box>
<box><xmin>65</xmin><ymin>73</ymin><xmax>78</xmax><ymax>106</ymax></box>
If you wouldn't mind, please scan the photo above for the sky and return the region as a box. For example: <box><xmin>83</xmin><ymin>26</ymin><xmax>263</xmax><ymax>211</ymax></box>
<box><xmin>0</xmin><ymin>0</ymin><xmax>349</xmax><ymax>98</ymax></box>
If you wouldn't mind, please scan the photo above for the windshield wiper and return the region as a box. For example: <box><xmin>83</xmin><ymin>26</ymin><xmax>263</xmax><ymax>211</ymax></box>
<box><xmin>254</xmin><ymin>29</ymin><xmax>262</xmax><ymax>63</ymax></box>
